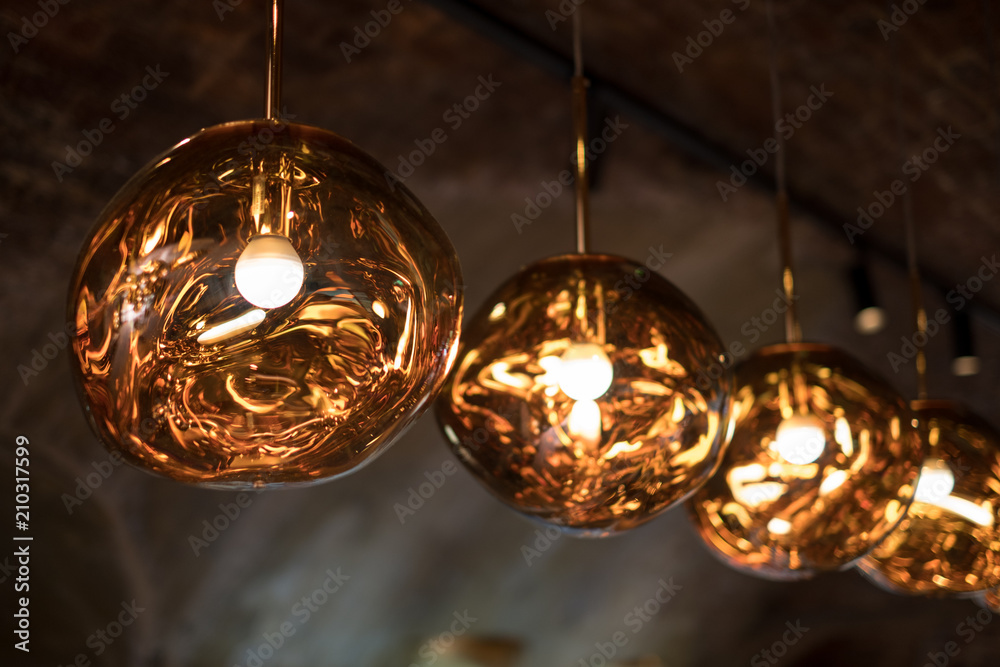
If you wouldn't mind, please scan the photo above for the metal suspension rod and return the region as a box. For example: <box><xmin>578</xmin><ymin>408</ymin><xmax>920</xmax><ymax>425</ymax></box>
<box><xmin>888</xmin><ymin>3</ymin><xmax>928</xmax><ymax>399</ymax></box>
<box><xmin>572</xmin><ymin>9</ymin><xmax>590</xmax><ymax>254</ymax></box>
<box><xmin>765</xmin><ymin>0</ymin><xmax>801</xmax><ymax>344</ymax></box>
<box><xmin>266</xmin><ymin>0</ymin><xmax>283</xmax><ymax>120</ymax></box>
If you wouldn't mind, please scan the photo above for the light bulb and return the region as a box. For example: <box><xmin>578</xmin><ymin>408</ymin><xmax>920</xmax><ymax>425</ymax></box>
<box><xmin>774</xmin><ymin>414</ymin><xmax>826</xmax><ymax>465</ymax></box>
<box><xmin>914</xmin><ymin>459</ymin><xmax>955</xmax><ymax>503</ymax></box>
<box><xmin>234</xmin><ymin>234</ymin><xmax>304</xmax><ymax>309</ymax></box>
<box><xmin>854</xmin><ymin>306</ymin><xmax>887</xmax><ymax>335</ymax></box>
<box><xmin>557</xmin><ymin>343</ymin><xmax>613</xmax><ymax>401</ymax></box>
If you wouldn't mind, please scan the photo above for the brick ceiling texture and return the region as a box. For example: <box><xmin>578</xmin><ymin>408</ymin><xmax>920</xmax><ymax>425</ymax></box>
<box><xmin>2</xmin><ymin>1</ymin><xmax>1000</xmax><ymax>666</ymax></box>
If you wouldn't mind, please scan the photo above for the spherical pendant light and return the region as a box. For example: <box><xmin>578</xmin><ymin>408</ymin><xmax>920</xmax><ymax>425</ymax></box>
<box><xmin>686</xmin><ymin>343</ymin><xmax>922</xmax><ymax>579</ymax></box>
<box><xmin>436</xmin><ymin>254</ymin><xmax>732</xmax><ymax>535</ymax></box>
<box><xmin>857</xmin><ymin>401</ymin><xmax>1000</xmax><ymax>596</ymax></box>
<box><xmin>68</xmin><ymin>120</ymin><xmax>462</xmax><ymax>487</ymax></box>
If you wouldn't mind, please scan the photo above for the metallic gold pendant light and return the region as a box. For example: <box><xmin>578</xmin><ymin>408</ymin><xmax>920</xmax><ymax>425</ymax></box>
<box><xmin>856</xmin><ymin>7</ymin><xmax>1000</xmax><ymax>595</ymax></box>
<box><xmin>685</xmin><ymin>0</ymin><xmax>922</xmax><ymax>579</ymax></box>
<box><xmin>67</xmin><ymin>0</ymin><xmax>463</xmax><ymax>487</ymax></box>
<box><xmin>435</xmin><ymin>11</ymin><xmax>732</xmax><ymax>536</ymax></box>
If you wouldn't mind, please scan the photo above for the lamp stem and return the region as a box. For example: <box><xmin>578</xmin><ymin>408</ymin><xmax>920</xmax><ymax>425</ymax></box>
<box><xmin>266</xmin><ymin>0</ymin><xmax>283</xmax><ymax>120</ymax></box>
<box><xmin>571</xmin><ymin>10</ymin><xmax>589</xmax><ymax>254</ymax></box>
<box><xmin>765</xmin><ymin>0</ymin><xmax>801</xmax><ymax>344</ymax></box>
<box><xmin>888</xmin><ymin>12</ymin><xmax>928</xmax><ymax>400</ymax></box>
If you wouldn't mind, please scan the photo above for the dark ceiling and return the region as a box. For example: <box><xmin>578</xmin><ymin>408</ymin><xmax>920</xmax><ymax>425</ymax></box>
<box><xmin>2</xmin><ymin>1</ymin><xmax>999</xmax><ymax>666</ymax></box>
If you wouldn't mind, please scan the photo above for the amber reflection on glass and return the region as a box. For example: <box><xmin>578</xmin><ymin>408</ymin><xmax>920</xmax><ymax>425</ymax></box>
<box><xmin>979</xmin><ymin>587</ymin><xmax>1000</xmax><ymax>612</ymax></box>
<box><xmin>435</xmin><ymin>254</ymin><xmax>732</xmax><ymax>536</ymax></box>
<box><xmin>858</xmin><ymin>400</ymin><xmax>1000</xmax><ymax>596</ymax></box>
<box><xmin>68</xmin><ymin>120</ymin><xmax>463</xmax><ymax>487</ymax></box>
<box><xmin>686</xmin><ymin>343</ymin><xmax>922</xmax><ymax>579</ymax></box>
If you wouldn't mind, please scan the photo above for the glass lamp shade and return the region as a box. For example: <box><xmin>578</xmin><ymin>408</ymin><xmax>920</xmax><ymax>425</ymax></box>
<box><xmin>686</xmin><ymin>343</ymin><xmax>922</xmax><ymax>579</ymax></box>
<box><xmin>979</xmin><ymin>587</ymin><xmax>1000</xmax><ymax>612</ymax></box>
<box><xmin>858</xmin><ymin>400</ymin><xmax>1000</xmax><ymax>597</ymax></box>
<box><xmin>435</xmin><ymin>254</ymin><xmax>732</xmax><ymax>536</ymax></box>
<box><xmin>68</xmin><ymin>120</ymin><xmax>463</xmax><ymax>487</ymax></box>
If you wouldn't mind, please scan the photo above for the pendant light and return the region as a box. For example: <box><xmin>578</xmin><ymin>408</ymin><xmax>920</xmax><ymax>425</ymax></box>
<box><xmin>435</xmin><ymin>11</ymin><xmax>732</xmax><ymax>536</ymax></box>
<box><xmin>856</xmin><ymin>6</ymin><xmax>1000</xmax><ymax>595</ymax></box>
<box><xmin>685</xmin><ymin>0</ymin><xmax>922</xmax><ymax>579</ymax></box>
<box><xmin>67</xmin><ymin>1</ymin><xmax>463</xmax><ymax>487</ymax></box>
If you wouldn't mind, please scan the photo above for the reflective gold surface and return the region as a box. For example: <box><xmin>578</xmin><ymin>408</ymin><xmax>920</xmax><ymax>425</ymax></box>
<box><xmin>68</xmin><ymin>120</ymin><xmax>463</xmax><ymax>487</ymax></box>
<box><xmin>436</xmin><ymin>254</ymin><xmax>732</xmax><ymax>536</ymax></box>
<box><xmin>858</xmin><ymin>400</ymin><xmax>1000</xmax><ymax>596</ymax></box>
<box><xmin>687</xmin><ymin>343</ymin><xmax>922</xmax><ymax>579</ymax></box>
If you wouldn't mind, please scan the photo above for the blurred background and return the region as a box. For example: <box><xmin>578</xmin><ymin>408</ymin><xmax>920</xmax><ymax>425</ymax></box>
<box><xmin>1</xmin><ymin>0</ymin><xmax>999</xmax><ymax>665</ymax></box>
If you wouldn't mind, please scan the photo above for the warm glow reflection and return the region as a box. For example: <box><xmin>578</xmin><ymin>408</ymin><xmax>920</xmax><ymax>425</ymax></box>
<box><xmin>567</xmin><ymin>399</ymin><xmax>602</xmax><ymax>445</ymax></box>
<box><xmin>915</xmin><ymin>459</ymin><xmax>994</xmax><ymax>527</ymax></box>
<box><xmin>834</xmin><ymin>417</ymin><xmax>854</xmax><ymax>457</ymax></box>
<box><xmin>197</xmin><ymin>309</ymin><xmax>266</xmax><ymax>345</ymax></box>
<box><xmin>768</xmin><ymin>517</ymin><xmax>792</xmax><ymax>535</ymax></box>
<box><xmin>819</xmin><ymin>469</ymin><xmax>849</xmax><ymax>496</ymax></box>
<box><xmin>729</xmin><ymin>463</ymin><xmax>785</xmax><ymax>507</ymax></box>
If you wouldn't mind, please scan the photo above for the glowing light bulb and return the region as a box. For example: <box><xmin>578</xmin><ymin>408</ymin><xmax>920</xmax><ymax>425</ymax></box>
<box><xmin>774</xmin><ymin>414</ymin><xmax>826</xmax><ymax>465</ymax></box>
<box><xmin>914</xmin><ymin>459</ymin><xmax>955</xmax><ymax>503</ymax></box>
<box><xmin>557</xmin><ymin>343</ymin><xmax>613</xmax><ymax>401</ymax></box>
<box><xmin>234</xmin><ymin>234</ymin><xmax>304</xmax><ymax>309</ymax></box>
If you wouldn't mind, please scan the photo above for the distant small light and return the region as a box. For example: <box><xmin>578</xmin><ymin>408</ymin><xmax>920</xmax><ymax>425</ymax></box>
<box><xmin>951</xmin><ymin>355</ymin><xmax>980</xmax><ymax>377</ymax></box>
<box><xmin>854</xmin><ymin>306</ymin><xmax>887</xmax><ymax>335</ymax></box>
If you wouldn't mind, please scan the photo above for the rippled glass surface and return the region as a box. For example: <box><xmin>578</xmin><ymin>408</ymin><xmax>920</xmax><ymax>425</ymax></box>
<box><xmin>68</xmin><ymin>120</ymin><xmax>463</xmax><ymax>487</ymax></box>
<box><xmin>436</xmin><ymin>254</ymin><xmax>732</xmax><ymax>536</ymax></box>
<box><xmin>858</xmin><ymin>400</ymin><xmax>1000</xmax><ymax>596</ymax></box>
<box><xmin>687</xmin><ymin>344</ymin><xmax>922</xmax><ymax>579</ymax></box>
